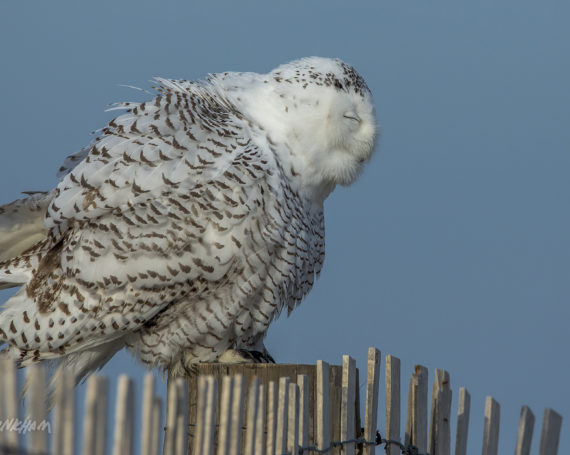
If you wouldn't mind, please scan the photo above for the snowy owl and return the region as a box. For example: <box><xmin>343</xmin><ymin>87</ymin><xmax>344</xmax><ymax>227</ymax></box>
<box><xmin>0</xmin><ymin>57</ymin><xmax>377</xmax><ymax>381</ymax></box>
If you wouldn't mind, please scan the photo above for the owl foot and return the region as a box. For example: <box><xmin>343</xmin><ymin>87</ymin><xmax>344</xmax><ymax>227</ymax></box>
<box><xmin>218</xmin><ymin>348</ymin><xmax>275</xmax><ymax>364</ymax></box>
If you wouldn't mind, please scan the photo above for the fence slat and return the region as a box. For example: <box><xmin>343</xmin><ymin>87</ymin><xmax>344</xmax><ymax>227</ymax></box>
<box><xmin>428</xmin><ymin>369</ymin><xmax>451</xmax><ymax>455</ymax></box>
<box><xmin>244</xmin><ymin>377</ymin><xmax>260</xmax><ymax>455</ymax></box>
<box><xmin>481</xmin><ymin>396</ymin><xmax>500</xmax><ymax>455</ymax></box>
<box><xmin>217</xmin><ymin>376</ymin><xmax>234</xmax><ymax>455</ymax></box>
<box><xmin>1</xmin><ymin>356</ymin><xmax>20</xmax><ymax>450</ymax></box>
<box><xmin>26</xmin><ymin>364</ymin><xmax>47</xmax><ymax>455</ymax></box>
<box><xmin>229</xmin><ymin>375</ymin><xmax>245</xmax><ymax>455</ymax></box>
<box><xmin>204</xmin><ymin>377</ymin><xmax>218</xmax><ymax>455</ymax></box>
<box><xmin>340</xmin><ymin>355</ymin><xmax>356</xmax><ymax>455</ymax></box>
<box><xmin>454</xmin><ymin>387</ymin><xmax>471</xmax><ymax>455</ymax></box>
<box><xmin>52</xmin><ymin>368</ymin><xmax>76</xmax><ymax>455</ymax></box>
<box><xmin>175</xmin><ymin>379</ymin><xmax>189</xmax><ymax>455</ymax></box>
<box><xmin>164</xmin><ymin>378</ymin><xmax>189</xmax><ymax>455</ymax></box>
<box><xmin>385</xmin><ymin>354</ymin><xmax>400</xmax><ymax>455</ymax></box>
<box><xmin>405</xmin><ymin>365</ymin><xmax>428</xmax><ymax>453</ymax></box>
<box><xmin>316</xmin><ymin>360</ymin><xmax>331</xmax><ymax>452</ymax></box>
<box><xmin>266</xmin><ymin>381</ymin><xmax>277</xmax><ymax>455</ymax></box>
<box><xmin>363</xmin><ymin>348</ymin><xmax>381</xmax><ymax>455</ymax></box>
<box><xmin>95</xmin><ymin>376</ymin><xmax>109</xmax><ymax>455</ymax></box>
<box><xmin>288</xmin><ymin>383</ymin><xmax>300</xmax><ymax>455</ymax></box>
<box><xmin>514</xmin><ymin>406</ymin><xmax>534</xmax><ymax>455</ymax></box>
<box><xmin>141</xmin><ymin>374</ymin><xmax>155</xmax><ymax>455</ymax></box>
<box><xmin>275</xmin><ymin>376</ymin><xmax>290</xmax><ymax>454</ymax></box>
<box><xmin>297</xmin><ymin>374</ymin><xmax>310</xmax><ymax>450</ymax></box>
<box><xmin>112</xmin><ymin>375</ymin><xmax>134</xmax><ymax>455</ymax></box>
<box><xmin>149</xmin><ymin>396</ymin><xmax>163</xmax><ymax>455</ymax></box>
<box><xmin>0</xmin><ymin>358</ymin><xmax>4</xmax><ymax>451</ymax></box>
<box><xmin>538</xmin><ymin>408</ymin><xmax>562</xmax><ymax>455</ymax></box>
<box><xmin>255</xmin><ymin>384</ymin><xmax>266</xmax><ymax>455</ymax></box>
<box><xmin>163</xmin><ymin>380</ymin><xmax>180</xmax><ymax>455</ymax></box>
<box><xmin>83</xmin><ymin>375</ymin><xmax>108</xmax><ymax>455</ymax></box>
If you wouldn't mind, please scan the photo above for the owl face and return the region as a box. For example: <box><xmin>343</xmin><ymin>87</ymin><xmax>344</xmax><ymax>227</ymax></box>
<box><xmin>267</xmin><ymin>57</ymin><xmax>378</xmax><ymax>188</ymax></box>
<box><xmin>214</xmin><ymin>57</ymin><xmax>378</xmax><ymax>199</ymax></box>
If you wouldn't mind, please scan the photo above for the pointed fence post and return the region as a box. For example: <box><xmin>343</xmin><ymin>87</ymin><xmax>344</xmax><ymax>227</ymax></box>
<box><xmin>141</xmin><ymin>374</ymin><xmax>163</xmax><ymax>455</ymax></box>
<box><xmin>165</xmin><ymin>377</ymin><xmax>190</xmax><ymax>455</ymax></box>
<box><xmin>405</xmin><ymin>365</ymin><xmax>428</xmax><ymax>453</ymax></box>
<box><xmin>26</xmin><ymin>364</ymin><xmax>48</xmax><ymax>455</ymax></box>
<box><xmin>217</xmin><ymin>376</ymin><xmax>234</xmax><ymax>455</ymax></box>
<box><xmin>538</xmin><ymin>408</ymin><xmax>562</xmax><ymax>455</ymax></box>
<box><xmin>255</xmin><ymin>384</ymin><xmax>266</xmax><ymax>455</ymax></box>
<box><xmin>141</xmin><ymin>374</ymin><xmax>156</xmax><ymax>455</ymax></box>
<box><xmin>83</xmin><ymin>375</ymin><xmax>109</xmax><ymax>455</ymax></box>
<box><xmin>0</xmin><ymin>356</ymin><xmax>20</xmax><ymax>451</ymax></box>
<box><xmin>297</xmin><ymin>374</ymin><xmax>310</xmax><ymax>450</ymax></box>
<box><xmin>229</xmin><ymin>375</ymin><xmax>245</xmax><ymax>455</ymax></box>
<box><xmin>514</xmin><ymin>406</ymin><xmax>534</xmax><ymax>455</ymax></box>
<box><xmin>481</xmin><ymin>397</ymin><xmax>500</xmax><ymax>455</ymax></box>
<box><xmin>150</xmin><ymin>396</ymin><xmax>163</xmax><ymax>455</ymax></box>
<box><xmin>52</xmin><ymin>368</ymin><xmax>76</xmax><ymax>455</ymax></box>
<box><xmin>112</xmin><ymin>375</ymin><xmax>135</xmax><ymax>455</ymax></box>
<box><xmin>340</xmin><ymin>355</ymin><xmax>357</xmax><ymax>455</ymax></box>
<box><xmin>316</xmin><ymin>360</ymin><xmax>331</xmax><ymax>452</ymax></box>
<box><xmin>287</xmin><ymin>382</ymin><xmax>300</xmax><ymax>455</ymax></box>
<box><xmin>385</xmin><ymin>354</ymin><xmax>400</xmax><ymax>455</ymax></box>
<box><xmin>428</xmin><ymin>369</ymin><xmax>451</xmax><ymax>455</ymax></box>
<box><xmin>363</xmin><ymin>348</ymin><xmax>380</xmax><ymax>455</ymax></box>
<box><xmin>275</xmin><ymin>376</ymin><xmax>290</xmax><ymax>454</ymax></box>
<box><xmin>164</xmin><ymin>378</ymin><xmax>180</xmax><ymax>455</ymax></box>
<box><xmin>266</xmin><ymin>380</ymin><xmax>277</xmax><ymax>455</ymax></box>
<box><xmin>193</xmin><ymin>376</ymin><xmax>217</xmax><ymax>455</ymax></box>
<box><xmin>244</xmin><ymin>377</ymin><xmax>260</xmax><ymax>455</ymax></box>
<box><xmin>454</xmin><ymin>387</ymin><xmax>471</xmax><ymax>455</ymax></box>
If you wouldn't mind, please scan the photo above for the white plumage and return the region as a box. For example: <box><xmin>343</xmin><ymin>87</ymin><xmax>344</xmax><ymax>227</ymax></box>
<box><xmin>0</xmin><ymin>57</ymin><xmax>377</xmax><ymax>381</ymax></box>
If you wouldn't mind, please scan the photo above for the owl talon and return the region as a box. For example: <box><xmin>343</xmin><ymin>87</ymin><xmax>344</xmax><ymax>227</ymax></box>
<box><xmin>218</xmin><ymin>348</ymin><xmax>275</xmax><ymax>364</ymax></box>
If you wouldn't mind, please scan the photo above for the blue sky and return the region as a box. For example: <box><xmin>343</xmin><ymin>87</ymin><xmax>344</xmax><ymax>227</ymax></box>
<box><xmin>1</xmin><ymin>1</ymin><xmax>568</xmax><ymax>453</ymax></box>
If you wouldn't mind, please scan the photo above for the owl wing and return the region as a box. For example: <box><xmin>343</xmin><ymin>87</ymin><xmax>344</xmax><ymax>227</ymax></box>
<box><xmin>0</xmin><ymin>81</ymin><xmax>286</xmax><ymax>361</ymax></box>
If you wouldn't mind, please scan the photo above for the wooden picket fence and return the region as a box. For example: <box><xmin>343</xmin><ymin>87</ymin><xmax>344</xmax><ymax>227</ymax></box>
<box><xmin>0</xmin><ymin>348</ymin><xmax>563</xmax><ymax>454</ymax></box>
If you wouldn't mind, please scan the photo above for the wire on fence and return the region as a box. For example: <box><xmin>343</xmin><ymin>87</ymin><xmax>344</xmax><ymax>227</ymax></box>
<box><xmin>296</xmin><ymin>431</ymin><xmax>428</xmax><ymax>455</ymax></box>
<box><xmin>186</xmin><ymin>421</ymin><xmax>429</xmax><ymax>455</ymax></box>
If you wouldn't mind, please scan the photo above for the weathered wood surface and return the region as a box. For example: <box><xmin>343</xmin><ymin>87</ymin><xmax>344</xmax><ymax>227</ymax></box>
<box><xmin>164</xmin><ymin>378</ymin><xmax>190</xmax><ymax>455</ymax></box>
<box><xmin>178</xmin><ymin>362</ymin><xmax>359</xmax><ymax>454</ymax></box>
<box><xmin>454</xmin><ymin>387</ymin><xmax>471</xmax><ymax>455</ymax></box>
<box><xmin>0</xmin><ymin>357</ymin><xmax>20</xmax><ymax>451</ymax></box>
<box><xmin>385</xmin><ymin>354</ymin><xmax>400</xmax><ymax>455</ymax></box>
<box><xmin>538</xmin><ymin>408</ymin><xmax>562</xmax><ymax>455</ymax></box>
<box><xmin>428</xmin><ymin>369</ymin><xmax>451</xmax><ymax>455</ymax></box>
<box><xmin>405</xmin><ymin>364</ymin><xmax>428</xmax><ymax>453</ymax></box>
<box><xmin>297</xmin><ymin>374</ymin><xmax>310</xmax><ymax>449</ymax></box>
<box><xmin>481</xmin><ymin>396</ymin><xmax>500</xmax><ymax>455</ymax></box>
<box><xmin>340</xmin><ymin>355</ymin><xmax>356</xmax><ymax>455</ymax></box>
<box><xmin>52</xmin><ymin>368</ymin><xmax>76</xmax><ymax>455</ymax></box>
<box><xmin>26</xmin><ymin>364</ymin><xmax>47</xmax><ymax>455</ymax></box>
<box><xmin>275</xmin><ymin>376</ymin><xmax>289</xmax><ymax>454</ymax></box>
<box><xmin>363</xmin><ymin>348</ymin><xmax>381</xmax><ymax>455</ymax></box>
<box><xmin>112</xmin><ymin>375</ymin><xmax>135</xmax><ymax>455</ymax></box>
<box><xmin>140</xmin><ymin>374</ymin><xmax>163</xmax><ymax>455</ymax></box>
<box><xmin>83</xmin><ymin>375</ymin><xmax>109</xmax><ymax>455</ymax></box>
<box><xmin>514</xmin><ymin>405</ymin><xmax>535</xmax><ymax>455</ymax></box>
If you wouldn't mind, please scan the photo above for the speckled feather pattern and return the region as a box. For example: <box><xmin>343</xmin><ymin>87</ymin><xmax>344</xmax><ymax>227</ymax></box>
<box><xmin>0</xmin><ymin>57</ymin><xmax>376</xmax><ymax>380</ymax></box>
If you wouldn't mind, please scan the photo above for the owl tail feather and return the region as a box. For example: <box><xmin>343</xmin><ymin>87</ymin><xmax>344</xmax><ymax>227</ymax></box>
<box><xmin>3</xmin><ymin>335</ymin><xmax>127</xmax><ymax>397</ymax></box>
<box><xmin>0</xmin><ymin>191</ymin><xmax>53</xmax><ymax>291</ymax></box>
<box><xmin>0</xmin><ymin>191</ymin><xmax>53</xmax><ymax>265</ymax></box>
